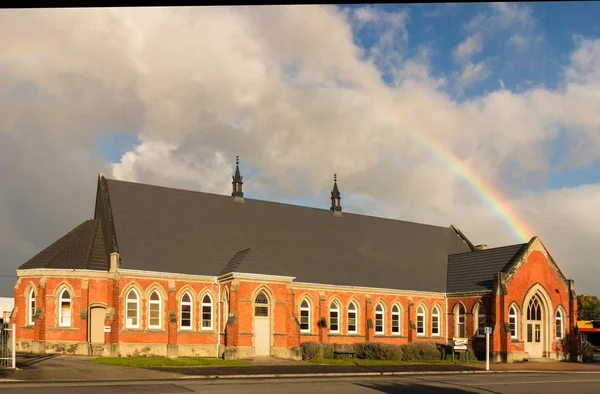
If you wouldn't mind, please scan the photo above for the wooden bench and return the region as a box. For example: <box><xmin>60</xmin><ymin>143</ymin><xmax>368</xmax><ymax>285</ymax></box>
<box><xmin>333</xmin><ymin>344</ymin><xmax>355</xmax><ymax>359</ymax></box>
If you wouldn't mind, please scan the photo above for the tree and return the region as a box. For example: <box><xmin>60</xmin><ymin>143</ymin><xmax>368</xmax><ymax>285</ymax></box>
<box><xmin>577</xmin><ymin>294</ymin><xmax>600</xmax><ymax>320</ymax></box>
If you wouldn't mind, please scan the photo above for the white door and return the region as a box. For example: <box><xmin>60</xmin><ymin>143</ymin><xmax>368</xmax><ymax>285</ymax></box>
<box><xmin>254</xmin><ymin>291</ymin><xmax>270</xmax><ymax>356</ymax></box>
<box><xmin>90</xmin><ymin>307</ymin><xmax>106</xmax><ymax>344</ymax></box>
<box><xmin>525</xmin><ymin>295</ymin><xmax>543</xmax><ymax>358</ymax></box>
<box><xmin>254</xmin><ymin>316</ymin><xmax>270</xmax><ymax>356</ymax></box>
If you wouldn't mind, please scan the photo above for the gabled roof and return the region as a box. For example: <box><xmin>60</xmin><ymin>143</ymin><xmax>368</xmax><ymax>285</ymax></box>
<box><xmin>104</xmin><ymin>178</ymin><xmax>472</xmax><ymax>292</ymax></box>
<box><xmin>446</xmin><ymin>243</ymin><xmax>528</xmax><ymax>293</ymax></box>
<box><xmin>18</xmin><ymin>220</ymin><xmax>108</xmax><ymax>271</ymax></box>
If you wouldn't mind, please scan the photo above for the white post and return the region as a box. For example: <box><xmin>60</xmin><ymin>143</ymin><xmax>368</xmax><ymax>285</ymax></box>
<box><xmin>485</xmin><ymin>330</ymin><xmax>490</xmax><ymax>371</ymax></box>
<box><xmin>11</xmin><ymin>323</ymin><xmax>16</xmax><ymax>369</ymax></box>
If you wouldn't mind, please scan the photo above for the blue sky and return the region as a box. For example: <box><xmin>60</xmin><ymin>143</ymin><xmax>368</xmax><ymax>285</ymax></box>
<box><xmin>96</xmin><ymin>2</ymin><xmax>600</xmax><ymax>196</ymax></box>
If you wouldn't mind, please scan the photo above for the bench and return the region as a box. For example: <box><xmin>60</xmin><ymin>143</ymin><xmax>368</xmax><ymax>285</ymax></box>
<box><xmin>333</xmin><ymin>344</ymin><xmax>355</xmax><ymax>359</ymax></box>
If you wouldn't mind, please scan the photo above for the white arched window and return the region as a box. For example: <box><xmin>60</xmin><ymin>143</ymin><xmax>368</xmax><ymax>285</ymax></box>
<box><xmin>223</xmin><ymin>289</ymin><xmax>230</xmax><ymax>332</ymax></box>
<box><xmin>391</xmin><ymin>304</ymin><xmax>401</xmax><ymax>335</ymax></box>
<box><xmin>509</xmin><ymin>305</ymin><xmax>518</xmax><ymax>339</ymax></box>
<box><xmin>28</xmin><ymin>288</ymin><xmax>36</xmax><ymax>326</ymax></box>
<box><xmin>329</xmin><ymin>301</ymin><xmax>340</xmax><ymax>334</ymax></box>
<box><xmin>58</xmin><ymin>288</ymin><xmax>72</xmax><ymax>327</ymax></box>
<box><xmin>125</xmin><ymin>289</ymin><xmax>139</xmax><ymax>329</ymax></box>
<box><xmin>180</xmin><ymin>292</ymin><xmax>193</xmax><ymax>330</ymax></box>
<box><xmin>555</xmin><ymin>308</ymin><xmax>564</xmax><ymax>340</ymax></box>
<box><xmin>201</xmin><ymin>293</ymin><xmax>213</xmax><ymax>330</ymax></box>
<box><xmin>476</xmin><ymin>304</ymin><xmax>486</xmax><ymax>337</ymax></box>
<box><xmin>455</xmin><ymin>304</ymin><xmax>466</xmax><ymax>338</ymax></box>
<box><xmin>416</xmin><ymin>305</ymin><xmax>426</xmax><ymax>336</ymax></box>
<box><xmin>375</xmin><ymin>303</ymin><xmax>385</xmax><ymax>335</ymax></box>
<box><xmin>348</xmin><ymin>302</ymin><xmax>357</xmax><ymax>334</ymax></box>
<box><xmin>432</xmin><ymin>306</ymin><xmax>440</xmax><ymax>336</ymax></box>
<box><xmin>148</xmin><ymin>290</ymin><xmax>161</xmax><ymax>329</ymax></box>
<box><xmin>300</xmin><ymin>299</ymin><xmax>310</xmax><ymax>333</ymax></box>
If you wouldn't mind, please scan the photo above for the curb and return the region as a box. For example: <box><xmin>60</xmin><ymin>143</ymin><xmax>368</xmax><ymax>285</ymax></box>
<box><xmin>1</xmin><ymin>369</ymin><xmax>600</xmax><ymax>384</ymax></box>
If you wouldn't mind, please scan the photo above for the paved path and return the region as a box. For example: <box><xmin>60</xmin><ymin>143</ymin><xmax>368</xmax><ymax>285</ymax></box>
<box><xmin>2</xmin><ymin>373</ymin><xmax>600</xmax><ymax>393</ymax></box>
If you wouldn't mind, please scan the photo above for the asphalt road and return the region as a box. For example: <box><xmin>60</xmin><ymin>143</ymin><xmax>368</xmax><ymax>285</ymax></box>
<box><xmin>3</xmin><ymin>373</ymin><xmax>600</xmax><ymax>394</ymax></box>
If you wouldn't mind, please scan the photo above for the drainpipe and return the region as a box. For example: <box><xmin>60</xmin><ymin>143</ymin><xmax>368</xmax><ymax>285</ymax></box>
<box><xmin>216</xmin><ymin>277</ymin><xmax>221</xmax><ymax>358</ymax></box>
<box><xmin>445</xmin><ymin>294</ymin><xmax>449</xmax><ymax>342</ymax></box>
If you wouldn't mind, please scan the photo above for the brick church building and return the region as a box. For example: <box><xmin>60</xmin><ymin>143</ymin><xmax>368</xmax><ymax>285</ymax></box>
<box><xmin>12</xmin><ymin>159</ymin><xmax>578</xmax><ymax>362</ymax></box>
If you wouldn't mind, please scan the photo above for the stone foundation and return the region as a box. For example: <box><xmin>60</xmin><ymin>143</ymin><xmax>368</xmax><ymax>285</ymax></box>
<box><xmin>271</xmin><ymin>346</ymin><xmax>302</xmax><ymax>360</ymax></box>
<box><xmin>224</xmin><ymin>346</ymin><xmax>255</xmax><ymax>360</ymax></box>
<box><xmin>16</xmin><ymin>339</ymin><xmax>88</xmax><ymax>355</ymax></box>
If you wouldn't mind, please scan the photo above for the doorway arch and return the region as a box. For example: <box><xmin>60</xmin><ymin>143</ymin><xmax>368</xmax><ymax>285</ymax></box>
<box><xmin>522</xmin><ymin>284</ymin><xmax>553</xmax><ymax>358</ymax></box>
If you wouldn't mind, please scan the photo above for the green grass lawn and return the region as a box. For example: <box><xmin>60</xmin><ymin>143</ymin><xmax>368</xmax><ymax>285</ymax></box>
<box><xmin>308</xmin><ymin>358</ymin><xmax>484</xmax><ymax>365</ymax></box>
<box><xmin>92</xmin><ymin>356</ymin><xmax>251</xmax><ymax>368</ymax></box>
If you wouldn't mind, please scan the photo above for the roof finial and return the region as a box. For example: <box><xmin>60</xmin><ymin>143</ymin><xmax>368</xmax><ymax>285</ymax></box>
<box><xmin>232</xmin><ymin>155</ymin><xmax>244</xmax><ymax>200</ymax></box>
<box><xmin>236</xmin><ymin>155</ymin><xmax>239</xmax><ymax>166</ymax></box>
<box><xmin>330</xmin><ymin>173</ymin><xmax>342</xmax><ymax>214</ymax></box>
<box><xmin>334</xmin><ymin>173</ymin><xmax>337</xmax><ymax>183</ymax></box>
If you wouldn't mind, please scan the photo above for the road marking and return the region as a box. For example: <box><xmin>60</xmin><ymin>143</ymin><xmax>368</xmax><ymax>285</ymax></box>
<box><xmin>473</xmin><ymin>378</ymin><xmax>600</xmax><ymax>386</ymax></box>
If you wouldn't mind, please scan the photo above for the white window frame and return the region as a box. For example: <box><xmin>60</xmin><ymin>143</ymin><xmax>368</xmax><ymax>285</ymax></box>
<box><xmin>201</xmin><ymin>293</ymin><xmax>213</xmax><ymax>331</ymax></box>
<box><xmin>125</xmin><ymin>289</ymin><xmax>139</xmax><ymax>329</ymax></box>
<box><xmin>347</xmin><ymin>301</ymin><xmax>358</xmax><ymax>334</ymax></box>
<box><xmin>28</xmin><ymin>288</ymin><xmax>36</xmax><ymax>326</ymax></box>
<box><xmin>375</xmin><ymin>303</ymin><xmax>385</xmax><ymax>335</ymax></box>
<box><xmin>555</xmin><ymin>308</ymin><xmax>564</xmax><ymax>340</ymax></box>
<box><xmin>180</xmin><ymin>292</ymin><xmax>193</xmax><ymax>330</ymax></box>
<box><xmin>432</xmin><ymin>306</ymin><xmax>440</xmax><ymax>336</ymax></box>
<box><xmin>59</xmin><ymin>288</ymin><xmax>72</xmax><ymax>327</ymax></box>
<box><xmin>456</xmin><ymin>304</ymin><xmax>466</xmax><ymax>338</ymax></box>
<box><xmin>300</xmin><ymin>299</ymin><xmax>311</xmax><ymax>333</ymax></box>
<box><xmin>391</xmin><ymin>304</ymin><xmax>401</xmax><ymax>335</ymax></box>
<box><xmin>329</xmin><ymin>301</ymin><xmax>340</xmax><ymax>334</ymax></box>
<box><xmin>476</xmin><ymin>304</ymin><xmax>486</xmax><ymax>337</ymax></box>
<box><xmin>509</xmin><ymin>305</ymin><xmax>518</xmax><ymax>339</ymax></box>
<box><xmin>148</xmin><ymin>290</ymin><xmax>161</xmax><ymax>330</ymax></box>
<box><xmin>416</xmin><ymin>305</ymin><xmax>426</xmax><ymax>336</ymax></box>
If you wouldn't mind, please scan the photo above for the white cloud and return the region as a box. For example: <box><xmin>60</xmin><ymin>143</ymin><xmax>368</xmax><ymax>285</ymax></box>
<box><xmin>1</xmin><ymin>6</ymin><xmax>600</xmax><ymax>295</ymax></box>
<box><xmin>456</xmin><ymin>61</ymin><xmax>491</xmax><ymax>88</ymax></box>
<box><xmin>509</xmin><ymin>33</ymin><xmax>528</xmax><ymax>49</ymax></box>
<box><xmin>453</xmin><ymin>32</ymin><xmax>484</xmax><ymax>62</ymax></box>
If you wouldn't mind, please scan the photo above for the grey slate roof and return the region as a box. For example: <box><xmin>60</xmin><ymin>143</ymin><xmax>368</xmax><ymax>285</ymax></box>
<box><xmin>105</xmin><ymin>178</ymin><xmax>472</xmax><ymax>292</ymax></box>
<box><xmin>19</xmin><ymin>220</ymin><xmax>108</xmax><ymax>271</ymax></box>
<box><xmin>446</xmin><ymin>243</ymin><xmax>527</xmax><ymax>293</ymax></box>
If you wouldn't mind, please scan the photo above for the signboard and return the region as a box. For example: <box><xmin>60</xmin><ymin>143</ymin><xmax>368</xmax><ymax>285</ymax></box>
<box><xmin>104</xmin><ymin>326</ymin><xmax>111</xmax><ymax>333</ymax></box>
<box><xmin>484</xmin><ymin>326</ymin><xmax>492</xmax><ymax>334</ymax></box>
<box><xmin>453</xmin><ymin>338</ymin><xmax>467</xmax><ymax>350</ymax></box>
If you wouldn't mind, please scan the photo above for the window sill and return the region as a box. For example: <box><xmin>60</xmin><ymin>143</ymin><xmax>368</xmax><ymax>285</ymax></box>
<box><xmin>19</xmin><ymin>326</ymin><xmax>34</xmax><ymax>330</ymax></box>
<box><xmin>48</xmin><ymin>327</ymin><xmax>79</xmax><ymax>331</ymax></box>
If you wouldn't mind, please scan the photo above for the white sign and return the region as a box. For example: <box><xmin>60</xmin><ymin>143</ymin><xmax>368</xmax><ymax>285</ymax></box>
<box><xmin>453</xmin><ymin>338</ymin><xmax>467</xmax><ymax>350</ymax></box>
<box><xmin>484</xmin><ymin>326</ymin><xmax>492</xmax><ymax>334</ymax></box>
<box><xmin>104</xmin><ymin>326</ymin><xmax>111</xmax><ymax>332</ymax></box>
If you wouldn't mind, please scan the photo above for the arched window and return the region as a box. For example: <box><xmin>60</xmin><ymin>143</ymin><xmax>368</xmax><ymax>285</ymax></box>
<box><xmin>555</xmin><ymin>309</ymin><xmax>564</xmax><ymax>340</ymax></box>
<box><xmin>202</xmin><ymin>293</ymin><xmax>213</xmax><ymax>330</ymax></box>
<box><xmin>329</xmin><ymin>301</ymin><xmax>340</xmax><ymax>334</ymax></box>
<box><xmin>223</xmin><ymin>289</ymin><xmax>230</xmax><ymax>332</ymax></box>
<box><xmin>59</xmin><ymin>288</ymin><xmax>72</xmax><ymax>327</ymax></box>
<box><xmin>375</xmin><ymin>303</ymin><xmax>385</xmax><ymax>335</ymax></box>
<box><xmin>455</xmin><ymin>304</ymin><xmax>466</xmax><ymax>338</ymax></box>
<box><xmin>125</xmin><ymin>289</ymin><xmax>139</xmax><ymax>329</ymax></box>
<box><xmin>148</xmin><ymin>290</ymin><xmax>161</xmax><ymax>329</ymax></box>
<box><xmin>432</xmin><ymin>306</ymin><xmax>440</xmax><ymax>336</ymax></box>
<box><xmin>180</xmin><ymin>292</ymin><xmax>193</xmax><ymax>330</ymax></box>
<box><xmin>509</xmin><ymin>305</ymin><xmax>518</xmax><ymax>339</ymax></box>
<box><xmin>416</xmin><ymin>305</ymin><xmax>426</xmax><ymax>336</ymax></box>
<box><xmin>391</xmin><ymin>304</ymin><xmax>401</xmax><ymax>335</ymax></box>
<box><xmin>255</xmin><ymin>291</ymin><xmax>269</xmax><ymax>317</ymax></box>
<box><xmin>476</xmin><ymin>304</ymin><xmax>486</xmax><ymax>337</ymax></box>
<box><xmin>300</xmin><ymin>299</ymin><xmax>310</xmax><ymax>333</ymax></box>
<box><xmin>28</xmin><ymin>288</ymin><xmax>36</xmax><ymax>326</ymax></box>
<box><xmin>347</xmin><ymin>302</ymin><xmax>358</xmax><ymax>334</ymax></box>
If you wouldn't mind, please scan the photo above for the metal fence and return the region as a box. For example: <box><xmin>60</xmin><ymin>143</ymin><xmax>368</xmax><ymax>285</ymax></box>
<box><xmin>0</xmin><ymin>323</ymin><xmax>16</xmax><ymax>368</ymax></box>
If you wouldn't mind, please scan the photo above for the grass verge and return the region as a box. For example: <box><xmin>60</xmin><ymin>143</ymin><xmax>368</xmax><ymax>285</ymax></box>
<box><xmin>92</xmin><ymin>356</ymin><xmax>251</xmax><ymax>367</ymax></box>
<box><xmin>308</xmin><ymin>358</ymin><xmax>484</xmax><ymax>365</ymax></box>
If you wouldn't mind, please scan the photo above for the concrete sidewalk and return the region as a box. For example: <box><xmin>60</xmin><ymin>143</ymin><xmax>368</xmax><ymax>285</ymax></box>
<box><xmin>1</xmin><ymin>355</ymin><xmax>599</xmax><ymax>384</ymax></box>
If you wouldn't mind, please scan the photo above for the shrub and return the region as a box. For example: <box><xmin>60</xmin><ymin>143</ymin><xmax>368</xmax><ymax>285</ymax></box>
<box><xmin>353</xmin><ymin>342</ymin><xmax>403</xmax><ymax>360</ymax></box>
<box><xmin>322</xmin><ymin>343</ymin><xmax>335</xmax><ymax>360</ymax></box>
<box><xmin>400</xmin><ymin>343</ymin><xmax>442</xmax><ymax>361</ymax></box>
<box><xmin>301</xmin><ymin>341</ymin><xmax>322</xmax><ymax>361</ymax></box>
<box><xmin>581</xmin><ymin>340</ymin><xmax>595</xmax><ymax>363</ymax></box>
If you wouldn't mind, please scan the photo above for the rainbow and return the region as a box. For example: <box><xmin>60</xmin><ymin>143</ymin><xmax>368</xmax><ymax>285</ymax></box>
<box><xmin>378</xmin><ymin>105</ymin><xmax>534</xmax><ymax>243</ymax></box>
